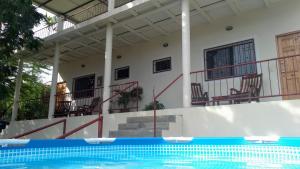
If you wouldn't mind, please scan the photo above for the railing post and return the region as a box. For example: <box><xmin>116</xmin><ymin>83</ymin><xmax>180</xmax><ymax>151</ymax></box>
<box><xmin>136</xmin><ymin>82</ymin><xmax>139</xmax><ymax>112</ymax></box>
<box><xmin>63</xmin><ymin>119</ymin><xmax>67</xmax><ymax>135</ymax></box>
<box><xmin>108</xmin><ymin>0</ymin><xmax>115</xmax><ymax>11</ymax></box>
<box><xmin>98</xmin><ymin>116</ymin><xmax>103</xmax><ymax>138</ymax></box>
<box><xmin>153</xmin><ymin>88</ymin><xmax>157</xmax><ymax>137</ymax></box>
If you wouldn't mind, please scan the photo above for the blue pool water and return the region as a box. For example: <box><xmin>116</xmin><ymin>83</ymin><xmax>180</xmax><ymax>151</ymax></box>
<box><xmin>1</xmin><ymin>137</ymin><xmax>300</xmax><ymax>169</ymax></box>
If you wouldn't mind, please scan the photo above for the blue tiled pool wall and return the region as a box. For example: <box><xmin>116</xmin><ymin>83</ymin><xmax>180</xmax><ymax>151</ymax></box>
<box><xmin>1</xmin><ymin>138</ymin><xmax>300</xmax><ymax>164</ymax></box>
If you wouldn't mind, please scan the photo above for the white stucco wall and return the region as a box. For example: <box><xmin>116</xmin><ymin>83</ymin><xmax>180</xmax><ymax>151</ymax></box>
<box><xmin>59</xmin><ymin>0</ymin><xmax>300</xmax><ymax>110</ymax></box>
<box><xmin>2</xmin><ymin>99</ymin><xmax>300</xmax><ymax>139</ymax></box>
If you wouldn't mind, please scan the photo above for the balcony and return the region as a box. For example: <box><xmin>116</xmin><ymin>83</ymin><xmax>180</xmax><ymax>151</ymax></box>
<box><xmin>15</xmin><ymin>81</ymin><xmax>139</xmax><ymax>120</ymax></box>
<box><xmin>34</xmin><ymin>0</ymin><xmax>137</xmax><ymax>39</ymax></box>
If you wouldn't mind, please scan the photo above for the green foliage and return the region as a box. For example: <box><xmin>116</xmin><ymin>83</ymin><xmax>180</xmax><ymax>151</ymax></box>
<box><xmin>116</xmin><ymin>87</ymin><xmax>143</xmax><ymax>112</ymax></box>
<box><xmin>0</xmin><ymin>0</ymin><xmax>47</xmax><ymax>120</ymax></box>
<box><xmin>0</xmin><ymin>0</ymin><xmax>45</xmax><ymax>57</ymax></box>
<box><xmin>143</xmin><ymin>101</ymin><xmax>165</xmax><ymax>111</ymax></box>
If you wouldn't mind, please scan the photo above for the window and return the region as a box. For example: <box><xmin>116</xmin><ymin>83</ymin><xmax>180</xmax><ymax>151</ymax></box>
<box><xmin>115</xmin><ymin>66</ymin><xmax>129</xmax><ymax>80</ymax></box>
<box><xmin>204</xmin><ymin>39</ymin><xmax>257</xmax><ymax>81</ymax></box>
<box><xmin>153</xmin><ymin>57</ymin><xmax>171</xmax><ymax>73</ymax></box>
<box><xmin>73</xmin><ymin>74</ymin><xmax>95</xmax><ymax>99</ymax></box>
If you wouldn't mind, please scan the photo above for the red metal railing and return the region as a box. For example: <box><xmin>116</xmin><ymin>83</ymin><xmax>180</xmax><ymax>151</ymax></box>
<box><xmin>153</xmin><ymin>74</ymin><xmax>183</xmax><ymax>137</ymax></box>
<box><xmin>10</xmin><ymin>119</ymin><xmax>67</xmax><ymax>139</ymax></box>
<box><xmin>57</xmin><ymin>81</ymin><xmax>138</xmax><ymax>139</ymax></box>
<box><xmin>54</xmin><ymin>81</ymin><xmax>139</xmax><ymax>117</ymax></box>
<box><xmin>152</xmin><ymin>54</ymin><xmax>300</xmax><ymax>136</ymax></box>
<box><xmin>190</xmin><ymin>54</ymin><xmax>300</xmax><ymax>105</ymax></box>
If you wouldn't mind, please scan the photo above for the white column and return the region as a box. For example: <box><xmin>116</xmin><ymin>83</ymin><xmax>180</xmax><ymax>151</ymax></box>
<box><xmin>181</xmin><ymin>0</ymin><xmax>192</xmax><ymax>108</ymax></box>
<box><xmin>102</xmin><ymin>23</ymin><xmax>113</xmax><ymax>115</ymax></box>
<box><xmin>108</xmin><ymin>0</ymin><xmax>115</xmax><ymax>11</ymax></box>
<box><xmin>48</xmin><ymin>42</ymin><xmax>60</xmax><ymax>119</ymax></box>
<box><xmin>48</xmin><ymin>17</ymin><xmax>64</xmax><ymax>119</ymax></box>
<box><xmin>11</xmin><ymin>58</ymin><xmax>24</xmax><ymax>122</ymax></box>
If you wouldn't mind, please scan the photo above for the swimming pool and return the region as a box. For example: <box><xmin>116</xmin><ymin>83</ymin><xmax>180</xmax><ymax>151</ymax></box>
<box><xmin>1</xmin><ymin>137</ymin><xmax>300</xmax><ymax>169</ymax></box>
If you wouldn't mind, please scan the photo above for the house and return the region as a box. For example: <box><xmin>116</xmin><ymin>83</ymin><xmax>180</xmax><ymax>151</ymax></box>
<box><xmin>2</xmin><ymin>0</ymin><xmax>300</xmax><ymax>138</ymax></box>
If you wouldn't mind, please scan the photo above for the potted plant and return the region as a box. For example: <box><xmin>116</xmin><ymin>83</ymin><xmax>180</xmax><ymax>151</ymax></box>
<box><xmin>143</xmin><ymin>101</ymin><xmax>165</xmax><ymax>111</ymax></box>
<box><xmin>115</xmin><ymin>87</ymin><xmax>143</xmax><ymax>113</ymax></box>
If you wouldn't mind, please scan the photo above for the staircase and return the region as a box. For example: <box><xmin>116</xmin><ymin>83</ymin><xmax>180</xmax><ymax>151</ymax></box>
<box><xmin>109</xmin><ymin>115</ymin><xmax>176</xmax><ymax>137</ymax></box>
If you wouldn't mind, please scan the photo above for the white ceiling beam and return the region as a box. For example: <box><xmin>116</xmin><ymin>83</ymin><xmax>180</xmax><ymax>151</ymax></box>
<box><xmin>115</xmin><ymin>35</ymin><xmax>133</xmax><ymax>45</ymax></box>
<box><xmin>63</xmin><ymin>46</ymin><xmax>88</xmax><ymax>58</ymax></box>
<box><xmin>226</xmin><ymin>0</ymin><xmax>242</xmax><ymax>15</ymax></box>
<box><xmin>129</xmin><ymin>9</ymin><xmax>138</xmax><ymax>16</ymax></box>
<box><xmin>190</xmin><ymin>0</ymin><xmax>213</xmax><ymax>23</ymax></box>
<box><xmin>122</xmin><ymin>24</ymin><xmax>150</xmax><ymax>41</ymax></box>
<box><xmin>75</xmin><ymin>42</ymin><xmax>102</xmax><ymax>52</ymax></box>
<box><xmin>151</xmin><ymin>0</ymin><xmax>161</xmax><ymax>8</ymax></box>
<box><xmin>264</xmin><ymin>0</ymin><xmax>271</xmax><ymax>8</ymax></box>
<box><xmin>33</xmin><ymin>1</ymin><xmax>180</xmax><ymax>58</ymax></box>
<box><xmin>165</xmin><ymin>10</ymin><xmax>181</xmax><ymax>25</ymax></box>
<box><xmin>129</xmin><ymin>7</ymin><xmax>169</xmax><ymax>36</ymax></box>
<box><xmin>75</xmin><ymin>31</ymin><xmax>105</xmax><ymax>45</ymax></box>
<box><xmin>144</xmin><ymin>17</ymin><xmax>169</xmax><ymax>36</ymax></box>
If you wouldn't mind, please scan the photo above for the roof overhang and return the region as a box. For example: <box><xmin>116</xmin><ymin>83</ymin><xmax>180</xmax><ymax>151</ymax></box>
<box><xmin>28</xmin><ymin>0</ymin><xmax>282</xmax><ymax>65</ymax></box>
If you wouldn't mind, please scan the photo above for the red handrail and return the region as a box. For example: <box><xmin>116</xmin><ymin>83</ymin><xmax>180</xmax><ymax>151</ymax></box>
<box><xmin>10</xmin><ymin>119</ymin><xmax>67</xmax><ymax>139</ymax></box>
<box><xmin>57</xmin><ymin>116</ymin><xmax>102</xmax><ymax>139</ymax></box>
<box><xmin>56</xmin><ymin>81</ymin><xmax>138</xmax><ymax>139</ymax></box>
<box><xmin>153</xmin><ymin>74</ymin><xmax>183</xmax><ymax>137</ymax></box>
<box><xmin>152</xmin><ymin>54</ymin><xmax>300</xmax><ymax>137</ymax></box>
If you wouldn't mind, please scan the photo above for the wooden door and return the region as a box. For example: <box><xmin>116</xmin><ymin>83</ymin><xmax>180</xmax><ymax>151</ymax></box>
<box><xmin>277</xmin><ymin>31</ymin><xmax>300</xmax><ymax>100</ymax></box>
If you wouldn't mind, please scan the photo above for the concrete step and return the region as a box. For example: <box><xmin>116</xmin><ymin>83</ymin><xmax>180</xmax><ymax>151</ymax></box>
<box><xmin>109</xmin><ymin>129</ymin><xmax>162</xmax><ymax>138</ymax></box>
<box><xmin>126</xmin><ymin>115</ymin><xmax>176</xmax><ymax>123</ymax></box>
<box><xmin>110</xmin><ymin>115</ymin><xmax>176</xmax><ymax>138</ymax></box>
<box><xmin>118</xmin><ymin>122</ymin><xmax>169</xmax><ymax>130</ymax></box>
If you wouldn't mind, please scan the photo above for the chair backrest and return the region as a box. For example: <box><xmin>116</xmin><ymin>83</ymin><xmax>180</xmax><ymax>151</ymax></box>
<box><xmin>90</xmin><ymin>97</ymin><xmax>101</xmax><ymax>109</ymax></box>
<box><xmin>191</xmin><ymin>83</ymin><xmax>204</xmax><ymax>99</ymax></box>
<box><xmin>240</xmin><ymin>74</ymin><xmax>263</xmax><ymax>93</ymax></box>
<box><xmin>55</xmin><ymin>101</ymin><xmax>71</xmax><ymax>113</ymax></box>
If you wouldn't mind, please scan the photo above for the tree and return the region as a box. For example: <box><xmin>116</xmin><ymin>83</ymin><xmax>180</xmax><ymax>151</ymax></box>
<box><xmin>0</xmin><ymin>0</ymin><xmax>47</xmax><ymax>120</ymax></box>
<box><xmin>0</xmin><ymin>0</ymin><xmax>44</xmax><ymax>57</ymax></box>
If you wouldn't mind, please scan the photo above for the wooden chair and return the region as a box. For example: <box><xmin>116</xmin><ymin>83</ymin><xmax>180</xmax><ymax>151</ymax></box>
<box><xmin>191</xmin><ymin>83</ymin><xmax>209</xmax><ymax>106</ymax></box>
<box><xmin>54</xmin><ymin>101</ymin><xmax>71</xmax><ymax>118</ymax></box>
<box><xmin>75</xmin><ymin>97</ymin><xmax>101</xmax><ymax>116</ymax></box>
<box><xmin>230</xmin><ymin>74</ymin><xmax>263</xmax><ymax>104</ymax></box>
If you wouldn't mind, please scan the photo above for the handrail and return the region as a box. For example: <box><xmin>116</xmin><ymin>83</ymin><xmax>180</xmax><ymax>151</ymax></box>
<box><xmin>153</xmin><ymin>74</ymin><xmax>183</xmax><ymax>137</ymax></box>
<box><xmin>57</xmin><ymin>117</ymin><xmax>102</xmax><ymax>139</ymax></box>
<box><xmin>55</xmin><ymin>81</ymin><xmax>138</xmax><ymax>97</ymax></box>
<box><xmin>152</xmin><ymin>54</ymin><xmax>300</xmax><ymax>136</ymax></box>
<box><xmin>56</xmin><ymin>81</ymin><xmax>138</xmax><ymax>139</ymax></box>
<box><xmin>10</xmin><ymin>119</ymin><xmax>67</xmax><ymax>139</ymax></box>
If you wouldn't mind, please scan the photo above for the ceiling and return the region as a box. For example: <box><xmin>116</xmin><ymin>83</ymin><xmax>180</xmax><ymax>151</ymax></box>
<box><xmin>33</xmin><ymin>0</ymin><xmax>108</xmax><ymax>23</ymax></box>
<box><xmin>30</xmin><ymin>0</ymin><xmax>282</xmax><ymax>65</ymax></box>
